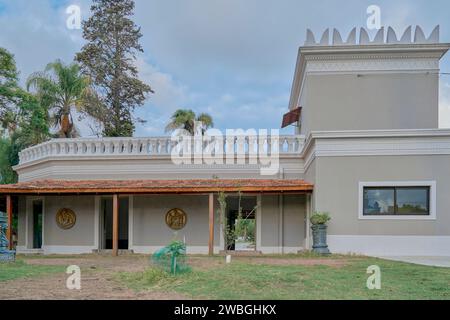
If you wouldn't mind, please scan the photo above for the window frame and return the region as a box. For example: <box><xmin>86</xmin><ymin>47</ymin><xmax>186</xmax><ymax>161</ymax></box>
<box><xmin>358</xmin><ymin>181</ymin><xmax>436</xmax><ymax>220</ymax></box>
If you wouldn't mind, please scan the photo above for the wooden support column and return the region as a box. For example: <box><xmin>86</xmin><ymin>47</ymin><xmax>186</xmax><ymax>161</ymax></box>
<box><xmin>6</xmin><ymin>195</ymin><xmax>12</xmax><ymax>250</ymax></box>
<box><xmin>112</xmin><ymin>194</ymin><xmax>119</xmax><ymax>257</ymax></box>
<box><xmin>208</xmin><ymin>193</ymin><xmax>214</xmax><ymax>256</ymax></box>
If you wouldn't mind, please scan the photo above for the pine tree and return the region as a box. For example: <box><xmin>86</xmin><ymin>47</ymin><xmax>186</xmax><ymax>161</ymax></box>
<box><xmin>76</xmin><ymin>0</ymin><xmax>153</xmax><ymax>137</ymax></box>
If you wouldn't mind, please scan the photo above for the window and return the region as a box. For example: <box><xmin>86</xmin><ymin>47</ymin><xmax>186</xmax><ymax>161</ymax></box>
<box><xmin>363</xmin><ymin>188</ymin><xmax>395</xmax><ymax>215</ymax></box>
<box><xmin>359</xmin><ymin>181</ymin><xmax>436</xmax><ymax>220</ymax></box>
<box><xmin>363</xmin><ymin>187</ymin><xmax>430</xmax><ymax>216</ymax></box>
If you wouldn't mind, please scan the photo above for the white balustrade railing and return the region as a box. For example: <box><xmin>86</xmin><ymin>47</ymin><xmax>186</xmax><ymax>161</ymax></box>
<box><xmin>18</xmin><ymin>135</ymin><xmax>304</xmax><ymax>165</ymax></box>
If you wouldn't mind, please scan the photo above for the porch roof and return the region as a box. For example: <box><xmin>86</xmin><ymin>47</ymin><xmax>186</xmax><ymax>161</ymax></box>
<box><xmin>0</xmin><ymin>179</ymin><xmax>314</xmax><ymax>195</ymax></box>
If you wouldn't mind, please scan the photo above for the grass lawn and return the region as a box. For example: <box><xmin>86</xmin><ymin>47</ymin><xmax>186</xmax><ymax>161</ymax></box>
<box><xmin>0</xmin><ymin>259</ymin><xmax>65</xmax><ymax>282</ymax></box>
<box><xmin>119</xmin><ymin>256</ymin><xmax>450</xmax><ymax>300</ymax></box>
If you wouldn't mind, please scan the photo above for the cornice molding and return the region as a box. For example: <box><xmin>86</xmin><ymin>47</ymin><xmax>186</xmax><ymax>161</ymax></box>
<box><xmin>302</xmin><ymin>129</ymin><xmax>450</xmax><ymax>172</ymax></box>
<box><xmin>304</xmin><ymin>51</ymin><xmax>445</xmax><ymax>61</ymax></box>
<box><xmin>306</xmin><ymin>59</ymin><xmax>438</xmax><ymax>74</ymax></box>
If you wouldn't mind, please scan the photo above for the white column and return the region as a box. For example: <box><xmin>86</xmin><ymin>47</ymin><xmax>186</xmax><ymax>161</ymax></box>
<box><xmin>256</xmin><ymin>195</ymin><xmax>262</xmax><ymax>251</ymax></box>
<box><xmin>128</xmin><ymin>195</ymin><xmax>134</xmax><ymax>250</ymax></box>
<box><xmin>305</xmin><ymin>194</ymin><xmax>312</xmax><ymax>250</ymax></box>
<box><xmin>94</xmin><ymin>196</ymin><xmax>100</xmax><ymax>251</ymax></box>
<box><xmin>278</xmin><ymin>194</ymin><xmax>284</xmax><ymax>254</ymax></box>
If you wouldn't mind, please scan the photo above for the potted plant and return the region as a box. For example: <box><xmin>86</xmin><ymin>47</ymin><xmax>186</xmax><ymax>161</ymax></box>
<box><xmin>310</xmin><ymin>212</ymin><xmax>331</xmax><ymax>255</ymax></box>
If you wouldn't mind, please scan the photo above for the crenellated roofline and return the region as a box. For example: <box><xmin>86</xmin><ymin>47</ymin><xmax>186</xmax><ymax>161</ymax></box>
<box><xmin>305</xmin><ymin>25</ymin><xmax>440</xmax><ymax>47</ymax></box>
<box><xmin>288</xmin><ymin>26</ymin><xmax>450</xmax><ymax>111</ymax></box>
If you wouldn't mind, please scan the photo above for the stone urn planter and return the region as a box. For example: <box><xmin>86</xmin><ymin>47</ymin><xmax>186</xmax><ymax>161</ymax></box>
<box><xmin>310</xmin><ymin>212</ymin><xmax>331</xmax><ymax>255</ymax></box>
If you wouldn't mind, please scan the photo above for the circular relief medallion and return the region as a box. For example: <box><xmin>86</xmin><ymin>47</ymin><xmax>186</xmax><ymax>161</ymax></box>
<box><xmin>165</xmin><ymin>208</ymin><xmax>187</xmax><ymax>230</ymax></box>
<box><xmin>56</xmin><ymin>208</ymin><xmax>77</xmax><ymax>230</ymax></box>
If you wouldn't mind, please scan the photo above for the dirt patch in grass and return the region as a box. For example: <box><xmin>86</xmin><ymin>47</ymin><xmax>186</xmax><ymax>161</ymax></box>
<box><xmin>186</xmin><ymin>256</ymin><xmax>225</xmax><ymax>270</ymax></box>
<box><xmin>184</xmin><ymin>254</ymin><xmax>355</xmax><ymax>270</ymax></box>
<box><xmin>1</xmin><ymin>255</ymin><xmax>188</xmax><ymax>300</ymax></box>
<box><xmin>189</xmin><ymin>254</ymin><xmax>351</xmax><ymax>268</ymax></box>
<box><xmin>247</xmin><ymin>258</ymin><xmax>349</xmax><ymax>267</ymax></box>
<box><xmin>1</xmin><ymin>270</ymin><xmax>188</xmax><ymax>300</ymax></box>
<box><xmin>24</xmin><ymin>255</ymin><xmax>149</xmax><ymax>272</ymax></box>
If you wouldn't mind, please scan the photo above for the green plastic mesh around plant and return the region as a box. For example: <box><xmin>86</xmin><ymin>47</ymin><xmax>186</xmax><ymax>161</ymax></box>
<box><xmin>151</xmin><ymin>240</ymin><xmax>191</xmax><ymax>275</ymax></box>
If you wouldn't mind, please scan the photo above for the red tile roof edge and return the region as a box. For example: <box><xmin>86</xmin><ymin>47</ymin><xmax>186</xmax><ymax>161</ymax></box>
<box><xmin>0</xmin><ymin>179</ymin><xmax>314</xmax><ymax>194</ymax></box>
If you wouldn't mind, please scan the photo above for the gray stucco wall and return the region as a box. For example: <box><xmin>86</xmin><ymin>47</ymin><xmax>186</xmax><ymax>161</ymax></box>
<box><xmin>133</xmin><ymin>194</ymin><xmax>306</xmax><ymax>251</ymax></box>
<box><xmin>283</xmin><ymin>195</ymin><xmax>306</xmax><ymax>247</ymax></box>
<box><xmin>304</xmin><ymin>159</ymin><xmax>317</xmax><ymax>214</ymax></box>
<box><xmin>133</xmin><ymin>195</ymin><xmax>220</xmax><ymax>247</ymax></box>
<box><xmin>16</xmin><ymin>157</ymin><xmax>304</xmax><ymax>182</ymax></box>
<box><xmin>17</xmin><ymin>196</ymin><xmax>26</xmax><ymax>247</ymax></box>
<box><xmin>260</xmin><ymin>195</ymin><xmax>306</xmax><ymax>248</ymax></box>
<box><xmin>44</xmin><ymin>196</ymin><xmax>96</xmax><ymax>246</ymax></box>
<box><xmin>260</xmin><ymin>195</ymin><xmax>279</xmax><ymax>247</ymax></box>
<box><xmin>313</xmin><ymin>155</ymin><xmax>450</xmax><ymax>236</ymax></box>
<box><xmin>301</xmin><ymin>73</ymin><xmax>438</xmax><ymax>135</ymax></box>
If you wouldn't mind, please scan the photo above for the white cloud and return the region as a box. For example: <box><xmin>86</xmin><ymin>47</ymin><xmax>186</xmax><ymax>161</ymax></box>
<box><xmin>136</xmin><ymin>58</ymin><xmax>190</xmax><ymax>112</ymax></box>
<box><xmin>0</xmin><ymin>0</ymin><xmax>90</xmax><ymax>83</ymax></box>
<box><xmin>201</xmin><ymin>92</ymin><xmax>289</xmax><ymax>131</ymax></box>
<box><xmin>134</xmin><ymin>57</ymin><xmax>195</xmax><ymax>136</ymax></box>
<box><xmin>2</xmin><ymin>0</ymin><xmax>450</xmax><ymax>137</ymax></box>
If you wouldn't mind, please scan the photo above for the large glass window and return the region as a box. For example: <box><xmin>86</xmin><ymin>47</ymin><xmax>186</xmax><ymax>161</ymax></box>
<box><xmin>395</xmin><ymin>187</ymin><xmax>429</xmax><ymax>215</ymax></box>
<box><xmin>363</xmin><ymin>187</ymin><xmax>430</xmax><ymax>216</ymax></box>
<box><xmin>363</xmin><ymin>188</ymin><xmax>395</xmax><ymax>215</ymax></box>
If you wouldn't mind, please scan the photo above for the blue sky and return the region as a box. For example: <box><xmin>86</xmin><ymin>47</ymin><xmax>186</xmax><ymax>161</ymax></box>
<box><xmin>1</xmin><ymin>0</ymin><xmax>450</xmax><ymax>136</ymax></box>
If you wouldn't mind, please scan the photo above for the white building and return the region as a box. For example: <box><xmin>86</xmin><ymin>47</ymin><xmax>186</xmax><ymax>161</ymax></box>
<box><xmin>1</xmin><ymin>26</ymin><xmax>449</xmax><ymax>257</ymax></box>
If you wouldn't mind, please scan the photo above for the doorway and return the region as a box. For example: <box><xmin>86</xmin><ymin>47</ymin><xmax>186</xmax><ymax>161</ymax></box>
<box><xmin>101</xmin><ymin>197</ymin><xmax>129</xmax><ymax>250</ymax></box>
<box><xmin>226</xmin><ymin>196</ymin><xmax>257</xmax><ymax>251</ymax></box>
<box><xmin>32</xmin><ymin>200</ymin><xmax>43</xmax><ymax>249</ymax></box>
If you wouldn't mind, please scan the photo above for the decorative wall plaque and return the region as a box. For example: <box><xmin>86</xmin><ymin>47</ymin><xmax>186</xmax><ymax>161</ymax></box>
<box><xmin>56</xmin><ymin>208</ymin><xmax>76</xmax><ymax>230</ymax></box>
<box><xmin>165</xmin><ymin>208</ymin><xmax>187</xmax><ymax>230</ymax></box>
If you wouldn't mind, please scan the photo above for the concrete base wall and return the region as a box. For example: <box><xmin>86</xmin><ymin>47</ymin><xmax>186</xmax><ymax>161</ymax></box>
<box><xmin>328</xmin><ymin>235</ymin><xmax>450</xmax><ymax>257</ymax></box>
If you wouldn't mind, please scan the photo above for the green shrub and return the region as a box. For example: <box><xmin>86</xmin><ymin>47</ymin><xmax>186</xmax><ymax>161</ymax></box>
<box><xmin>152</xmin><ymin>240</ymin><xmax>191</xmax><ymax>275</ymax></box>
<box><xmin>310</xmin><ymin>212</ymin><xmax>331</xmax><ymax>225</ymax></box>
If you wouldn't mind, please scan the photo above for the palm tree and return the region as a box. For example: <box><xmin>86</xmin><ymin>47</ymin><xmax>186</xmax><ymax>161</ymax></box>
<box><xmin>165</xmin><ymin>109</ymin><xmax>214</xmax><ymax>135</ymax></box>
<box><xmin>26</xmin><ymin>60</ymin><xmax>99</xmax><ymax>138</ymax></box>
<box><xmin>196</xmin><ymin>113</ymin><xmax>214</xmax><ymax>135</ymax></box>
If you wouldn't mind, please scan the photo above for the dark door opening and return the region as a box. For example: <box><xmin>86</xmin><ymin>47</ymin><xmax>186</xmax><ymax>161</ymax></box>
<box><xmin>32</xmin><ymin>200</ymin><xmax>43</xmax><ymax>249</ymax></box>
<box><xmin>102</xmin><ymin>197</ymin><xmax>129</xmax><ymax>250</ymax></box>
<box><xmin>226</xmin><ymin>196</ymin><xmax>257</xmax><ymax>251</ymax></box>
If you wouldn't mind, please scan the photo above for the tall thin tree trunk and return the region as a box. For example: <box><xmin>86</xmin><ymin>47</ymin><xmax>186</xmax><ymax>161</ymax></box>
<box><xmin>60</xmin><ymin>114</ymin><xmax>72</xmax><ymax>138</ymax></box>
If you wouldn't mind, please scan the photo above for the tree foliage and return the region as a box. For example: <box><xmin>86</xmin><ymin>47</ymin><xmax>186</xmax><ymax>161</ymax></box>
<box><xmin>165</xmin><ymin>109</ymin><xmax>214</xmax><ymax>136</ymax></box>
<box><xmin>76</xmin><ymin>0</ymin><xmax>153</xmax><ymax>137</ymax></box>
<box><xmin>0</xmin><ymin>93</ymin><xmax>50</xmax><ymax>184</ymax></box>
<box><xmin>0</xmin><ymin>48</ymin><xmax>21</xmax><ymax>134</ymax></box>
<box><xmin>0</xmin><ymin>138</ymin><xmax>16</xmax><ymax>184</ymax></box>
<box><xmin>0</xmin><ymin>48</ymin><xmax>50</xmax><ymax>184</ymax></box>
<box><xmin>26</xmin><ymin>60</ymin><xmax>99</xmax><ymax>138</ymax></box>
